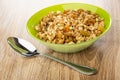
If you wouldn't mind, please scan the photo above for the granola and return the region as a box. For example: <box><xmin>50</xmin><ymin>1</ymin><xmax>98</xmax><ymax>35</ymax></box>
<box><xmin>35</xmin><ymin>9</ymin><xmax>104</xmax><ymax>44</ymax></box>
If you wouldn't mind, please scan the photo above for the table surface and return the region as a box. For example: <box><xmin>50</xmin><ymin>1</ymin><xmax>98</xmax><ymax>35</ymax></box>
<box><xmin>0</xmin><ymin>0</ymin><xmax>120</xmax><ymax>80</ymax></box>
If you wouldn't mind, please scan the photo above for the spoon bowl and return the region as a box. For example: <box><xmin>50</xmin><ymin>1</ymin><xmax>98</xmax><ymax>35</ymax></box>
<box><xmin>7</xmin><ymin>37</ymin><xmax>39</xmax><ymax>56</ymax></box>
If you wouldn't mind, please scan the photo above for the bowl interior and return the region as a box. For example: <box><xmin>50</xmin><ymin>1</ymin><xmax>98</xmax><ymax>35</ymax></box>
<box><xmin>27</xmin><ymin>3</ymin><xmax>111</xmax><ymax>46</ymax></box>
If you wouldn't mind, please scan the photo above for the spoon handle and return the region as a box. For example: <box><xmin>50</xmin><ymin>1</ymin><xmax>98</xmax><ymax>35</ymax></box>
<box><xmin>42</xmin><ymin>53</ymin><xmax>97</xmax><ymax>75</ymax></box>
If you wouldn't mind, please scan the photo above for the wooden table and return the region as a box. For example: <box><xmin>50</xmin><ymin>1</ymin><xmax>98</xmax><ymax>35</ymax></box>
<box><xmin>0</xmin><ymin>0</ymin><xmax>120</xmax><ymax>80</ymax></box>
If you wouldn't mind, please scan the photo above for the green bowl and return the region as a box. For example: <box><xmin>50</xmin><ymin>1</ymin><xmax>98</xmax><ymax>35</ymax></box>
<box><xmin>27</xmin><ymin>3</ymin><xmax>111</xmax><ymax>53</ymax></box>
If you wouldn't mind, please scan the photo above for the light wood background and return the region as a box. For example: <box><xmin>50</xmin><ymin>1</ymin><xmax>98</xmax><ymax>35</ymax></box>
<box><xmin>0</xmin><ymin>0</ymin><xmax>120</xmax><ymax>80</ymax></box>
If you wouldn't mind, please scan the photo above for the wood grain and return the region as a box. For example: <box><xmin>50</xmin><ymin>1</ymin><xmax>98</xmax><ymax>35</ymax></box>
<box><xmin>0</xmin><ymin>0</ymin><xmax>120</xmax><ymax>80</ymax></box>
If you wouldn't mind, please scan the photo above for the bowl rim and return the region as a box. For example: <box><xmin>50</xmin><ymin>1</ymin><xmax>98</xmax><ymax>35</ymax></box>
<box><xmin>27</xmin><ymin>2</ymin><xmax>112</xmax><ymax>46</ymax></box>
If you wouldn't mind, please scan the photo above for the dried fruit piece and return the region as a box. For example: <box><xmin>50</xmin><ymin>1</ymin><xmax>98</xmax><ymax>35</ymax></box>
<box><xmin>63</xmin><ymin>25</ymin><xmax>70</xmax><ymax>32</ymax></box>
<box><xmin>98</xmin><ymin>26</ymin><xmax>104</xmax><ymax>32</ymax></box>
<box><xmin>79</xmin><ymin>30</ymin><xmax>90</xmax><ymax>37</ymax></box>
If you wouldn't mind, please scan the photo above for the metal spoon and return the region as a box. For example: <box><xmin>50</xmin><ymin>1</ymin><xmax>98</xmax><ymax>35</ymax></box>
<box><xmin>7</xmin><ymin>37</ymin><xmax>97</xmax><ymax>75</ymax></box>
